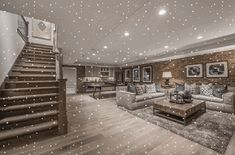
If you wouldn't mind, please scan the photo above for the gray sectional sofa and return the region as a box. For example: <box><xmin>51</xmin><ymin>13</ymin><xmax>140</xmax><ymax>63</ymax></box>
<box><xmin>192</xmin><ymin>91</ymin><xmax>235</xmax><ymax>113</ymax></box>
<box><xmin>116</xmin><ymin>84</ymin><xmax>235</xmax><ymax>113</ymax></box>
<box><xmin>116</xmin><ymin>90</ymin><xmax>165</xmax><ymax>110</ymax></box>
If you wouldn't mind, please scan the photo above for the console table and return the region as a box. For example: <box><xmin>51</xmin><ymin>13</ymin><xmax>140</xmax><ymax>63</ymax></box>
<box><xmin>87</xmin><ymin>83</ymin><xmax>115</xmax><ymax>99</ymax></box>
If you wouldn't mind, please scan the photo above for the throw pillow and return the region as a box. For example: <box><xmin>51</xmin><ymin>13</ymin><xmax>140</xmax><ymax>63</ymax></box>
<box><xmin>145</xmin><ymin>83</ymin><xmax>156</xmax><ymax>93</ymax></box>
<box><xmin>200</xmin><ymin>83</ymin><xmax>213</xmax><ymax>96</ymax></box>
<box><xmin>135</xmin><ymin>84</ymin><xmax>144</xmax><ymax>95</ymax></box>
<box><xmin>155</xmin><ymin>84</ymin><xmax>161</xmax><ymax>92</ymax></box>
<box><xmin>227</xmin><ymin>86</ymin><xmax>235</xmax><ymax>92</ymax></box>
<box><xmin>175</xmin><ymin>84</ymin><xmax>185</xmax><ymax>92</ymax></box>
<box><xmin>140</xmin><ymin>84</ymin><xmax>146</xmax><ymax>93</ymax></box>
<box><xmin>190</xmin><ymin>83</ymin><xmax>200</xmax><ymax>95</ymax></box>
<box><xmin>212</xmin><ymin>84</ymin><xmax>227</xmax><ymax>98</ymax></box>
<box><xmin>185</xmin><ymin>83</ymin><xmax>200</xmax><ymax>95</ymax></box>
<box><xmin>127</xmin><ymin>83</ymin><xmax>136</xmax><ymax>94</ymax></box>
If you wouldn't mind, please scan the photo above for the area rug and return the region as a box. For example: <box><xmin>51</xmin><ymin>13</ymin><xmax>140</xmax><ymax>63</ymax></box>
<box><xmin>119</xmin><ymin>106</ymin><xmax>235</xmax><ymax>154</ymax></box>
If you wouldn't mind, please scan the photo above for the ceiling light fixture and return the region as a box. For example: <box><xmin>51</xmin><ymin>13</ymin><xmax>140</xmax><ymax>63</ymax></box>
<box><xmin>103</xmin><ymin>45</ymin><xmax>108</xmax><ymax>49</ymax></box>
<box><xmin>197</xmin><ymin>36</ymin><xmax>203</xmax><ymax>39</ymax></box>
<box><xmin>158</xmin><ymin>9</ymin><xmax>166</xmax><ymax>16</ymax></box>
<box><xmin>124</xmin><ymin>31</ymin><xmax>130</xmax><ymax>37</ymax></box>
<box><xmin>164</xmin><ymin>45</ymin><xmax>169</xmax><ymax>49</ymax></box>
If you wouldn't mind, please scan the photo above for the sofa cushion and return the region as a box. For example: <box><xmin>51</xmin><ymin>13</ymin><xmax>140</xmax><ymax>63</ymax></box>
<box><xmin>136</xmin><ymin>84</ymin><xmax>144</xmax><ymax>95</ymax></box>
<box><xmin>185</xmin><ymin>83</ymin><xmax>200</xmax><ymax>95</ymax></box>
<box><xmin>155</xmin><ymin>84</ymin><xmax>161</xmax><ymax>92</ymax></box>
<box><xmin>135</xmin><ymin>92</ymin><xmax>165</xmax><ymax>102</ymax></box>
<box><xmin>145</xmin><ymin>83</ymin><xmax>156</xmax><ymax>93</ymax></box>
<box><xmin>212</xmin><ymin>84</ymin><xmax>227</xmax><ymax>98</ymax></box>
<box><xmin>227</xmin><ymin>86</ymin><xmax>235</xmax><ymax>92</ymax></box>
<box><xmin>175</xmin><ymin>84</ymin><xmax>185</xmax><ymax>92</ymax></box>
<box><xmin>127</xmin><ymin>84</ymin><xmax>136</xmax><ymax>94</ymax></box>
<box><xmin>200</xmin><ymin>83</ymin><xmax>213</xmax><ymax>96</ymax></box>
<box><xmin>192</xmin><ymin>94</ymin><xmax>223</xmax><ymax>103</ymax></box>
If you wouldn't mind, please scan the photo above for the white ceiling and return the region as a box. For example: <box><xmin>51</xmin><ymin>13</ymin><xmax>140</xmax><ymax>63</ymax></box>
<box><xmin>1</xmin><ymin>0</ymin><xmax>235</xmax><ymax>66</ymax></box>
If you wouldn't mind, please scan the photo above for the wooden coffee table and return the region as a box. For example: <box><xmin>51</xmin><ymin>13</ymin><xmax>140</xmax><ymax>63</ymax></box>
<box><xmin>153</xmin><ymin>99</ymin><xmax>206</xmax><ymax>125</ymax></box>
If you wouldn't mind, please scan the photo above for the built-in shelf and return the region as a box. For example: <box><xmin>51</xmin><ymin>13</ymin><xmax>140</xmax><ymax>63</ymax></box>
<box><xmin>100</xmin><ymin>67</ymin><xmax>109</xmax><ymax>77</ymax></box>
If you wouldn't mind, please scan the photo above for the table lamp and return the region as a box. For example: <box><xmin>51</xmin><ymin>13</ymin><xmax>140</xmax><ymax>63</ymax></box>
<box><xmin>162</xmin><ymin>71</ymin><xmax>172</xmax><ymax>86</ymax></box>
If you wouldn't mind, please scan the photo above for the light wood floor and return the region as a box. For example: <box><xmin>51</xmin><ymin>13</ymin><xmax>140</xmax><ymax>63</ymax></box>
<box><xmin>1</xmin><ymin>94</ymin><xmax>235</xmax><ymax>155</ymax></box>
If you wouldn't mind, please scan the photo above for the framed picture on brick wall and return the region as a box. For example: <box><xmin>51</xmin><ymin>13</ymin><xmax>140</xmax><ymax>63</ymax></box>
<box><xmin>186</xmin><ymin>64</ymin><xmax>203</xmax><ymax>77</ymax></box>
<box><xmin>133</xmin><ymin>68</ymin><xmax>140</xmax><ymax>82</ymax></box>
<box><xmin>125</xmin><ymin>69</ymin><xmax>132</xmax><ymax>82</ymax></box>
<box><xmin>206</xmin><ymin>61</ymin><xmax>228</xmax><ymax>77</ymax></box>
<box><xmin>142</xmin><ymin>66</ymin><xmax>152</xmax><ymax>82</ymax></box>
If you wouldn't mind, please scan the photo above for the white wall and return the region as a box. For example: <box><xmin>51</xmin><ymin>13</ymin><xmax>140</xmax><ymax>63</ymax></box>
<box><xmin>0</xmin><ymin>11</ymin><xmax>25</xmax><ymax>86</ymax></box>
<box><xmin>63</xmin><ymin>67</ymin><xmax>77</xmax><ymax>94</ymax></box>
<box><xmin>26</xmin><ymin>17</ymin><xmax>55</xmax><ymax>46</ymax></box>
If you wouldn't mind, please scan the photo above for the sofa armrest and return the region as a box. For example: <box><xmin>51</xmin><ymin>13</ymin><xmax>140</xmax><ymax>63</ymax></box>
<box><xmin>116</xmin><ymin>90</ymin><xmax>136</xmax><ymax>108</ymax></box>
<box><xmin>223</xmin><ymin>92</ymin><xmax>235</xmax><ymax>112</ymax></box>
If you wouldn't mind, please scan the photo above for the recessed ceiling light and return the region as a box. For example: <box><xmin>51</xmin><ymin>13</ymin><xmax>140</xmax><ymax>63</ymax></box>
<box><xmin>86</xmin><ymin>57</ymin><xmax>90</xmax><ymax>60</ymax></box>
<box><xmin>103</xmin><ymin>45</ymin><xmax>108</xmax><ymax>49</ymax></box>
<box><xmin>197</xmin><ymin>36</ymin><xmax>203</xmax><ymax>39</ymax></box>
<box><xmin>158</xmin><ymin>9</ymin><xmax>166</xmax><ymax>16</ymax></box>
<box><xmin>92</xmin><ymin>53</ymin><xmax>96</xmax><ymax>56</ymax></box>
<box><xmin>164</xmin><ymin>45</ymin><xmax>169</xmax><ymax>49</ymax></box>
<box><xmin>139</xmin><ymin>53</ymin><xmax>143</xmax><ymax>56</ymax></box>
<box><xmin>124</xmin><ymin>31</ymin><xmax>130</xmax><ymax>37</ymax></box>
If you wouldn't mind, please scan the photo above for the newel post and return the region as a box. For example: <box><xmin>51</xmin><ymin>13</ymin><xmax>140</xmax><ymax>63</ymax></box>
<box><xmin>58</xmin><ymin>78</ymin><xmax>68</xmax><ymax>135</ymax></box>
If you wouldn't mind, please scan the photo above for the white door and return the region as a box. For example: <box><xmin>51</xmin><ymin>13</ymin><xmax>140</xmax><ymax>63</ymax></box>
<box><xmin>63</xmin><ymin>67</ymin><xmax>77</xmax><ymax>94</ymax></box>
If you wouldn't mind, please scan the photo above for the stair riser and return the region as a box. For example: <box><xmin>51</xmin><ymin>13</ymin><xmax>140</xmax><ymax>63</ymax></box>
<box><xmin>17</xmin><ymin>61</ymin><xmax>56</xmax><ymax>66</ymax></box>
<box><xmin>14</xmin><ymin>65</ymin><xmax>56</xmax><ymax>69</ymax></box>
<box><xmin>1</xmin><ymin>96</ymin><xmax>59</xmax><ymax>106</ymax></box>
<box><xmin>23</xmin><ymin>50</ymin><xmax>55</xmax><ymax>55</ymax></box>
<box><xmin>1</xmin><ymin>115</ymin><xmax>58</xmax><ymax>131</ymax></box>
<box><xmin>22</xmin><ymin>52</ymin><xmax>55</xmax><ymax>58</ymax></box>
<box><xmin>5</xmin><ymin>82</ymin><xmax>58</xmax><ymax>89</ymax></box>
<box><xmin>20</xmin><ymin>57</ymin><xmax>55</xmax><ymax>62</ymax></box>
<box><xmin>0</xmin><ymin>127</ymin><xmax>58</xmax><ymax>147</ymax></box>
<box><xmin>21</xmin><ymin>55</ymin><xmax>55</xmax><ymax>60</ymax></box>
<box><xmin>9</xmin><ymin>76</ymin><xmax>56</xmax><ymax>81</ymax></box>
<box><xmin>26</xmin><ymin>46</ymin><xmax>52</xmax><ymax>50</ymax></box>
<box><xmin>2</xmin><ymin>104</ymin><xmax>58</xmax><ymax>118</ymax></box>
<box><xmin>1</xmin><ymin>89</ymin><xmax>59</xmax><ymax>97</ymax></box>
<box><xmin>12</xmin><ymin>70</ymin><xmax>56</xmax><ymax>75</ymax></box>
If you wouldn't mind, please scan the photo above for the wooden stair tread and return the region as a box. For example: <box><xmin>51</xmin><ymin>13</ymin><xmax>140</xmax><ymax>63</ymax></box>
<box><xmin>5</xmin><ymin>80</ymin><xmax>57</xmax><ymax>84</ymax></box>
<box><xmin>23</xmin><ymin>51</ymin><xmax>55</xmax><ymax>56</ymax></box>
<box><xmin>0</xmin><ymin>110</ymin><xmax>58</xmax><ymax>125</ymax></box>
<box><xmin>0</xmin><ymin>121</ymin><xmax>58</xmax><ymax>141</ymax></box>
<box><xmin>0</xmin><ymin>93</ymin><xmax>59</xmax><ymax>101</ymax></box>
<box><xmin>17</xmin><ymin>60</ymin><xmax>55</xmax><ymax>64</ymax></box>
<box><xmin>14</xmin><ymin>64</ymin><xmax>55</xmax><ymax>69</ymax></box>
<box><xmin>27</xmin><ymin>43</ymin><xmax>53</xmax><ymax>48</ymax></box>
<box><xmin>22</xmin><ymin>52</ymin><xmax>55</xmax><ymax>57</ymax></box>
<box><xmin>9</xmin><ymin>74</ymin><xmax>56</xmax><ymax>77</ymax></box>
<box><xmin>12</xmin><ymin>68</ymin><xmax>56</xmax><ymax>72</ymax></box>
<box><xmin>0</xmin><ymin>86</ymin><xmax>58</xmax><ymax>92</ymax></box>
<box><xmin>17</xmin><ymin>60</ymin><xmax>55</xmax><ymax>65</ymax></box>
<box><xmin>0</xmin><ymin>101</ymin><xmax>58</xmax><ymax>111</ymax></box>
<box><xmin>21</xmin><ymin>57</ymin><xmax>55</xmax><ymax>61</ymax></box>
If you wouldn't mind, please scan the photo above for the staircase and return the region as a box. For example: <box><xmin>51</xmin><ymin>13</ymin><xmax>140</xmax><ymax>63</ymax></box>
<box><xmin>0</xmin><ymin>43</ymin><xmax>63</xmax><ymax>143</ymax></box>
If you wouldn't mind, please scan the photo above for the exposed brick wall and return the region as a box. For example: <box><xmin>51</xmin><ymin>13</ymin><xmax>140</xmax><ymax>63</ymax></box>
<box><xmin>123</xmin><ymin>50</ymin><xmax>235</xmax><ymax>86</ymax></box>
<box><xmin>151</xmin><ymin>50</ymin><xmax>235</xmax><ymax>86</ymax></box>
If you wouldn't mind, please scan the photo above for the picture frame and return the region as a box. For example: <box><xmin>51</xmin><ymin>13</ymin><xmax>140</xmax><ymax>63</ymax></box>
<box><xmin>32</xmin><ymin>19</ymin><xmax>52</xmax><ymax>40</ymax></box>
<box><xmin>124</xmin><ymin>69</ymin><xmax>132</xmax><ymax>82</ymax></box>
<box><xmin>142</xmin><ymin>66</ymin><xmax>152</xmax><ymax>82</ymax></box>
<box><xmin>133</xmin><ymin>68</ymin><xmax>140</xmax><ymax>82</ymax></box>
<box><xmin>186</xmin><ymin>64</ymin><xmax>203</xmax><ymax>77</ymax></box>
<box><xmin>206</xmin><ymin>61</ymin><xmax>228</xmax><ymax>77</ymax></box>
